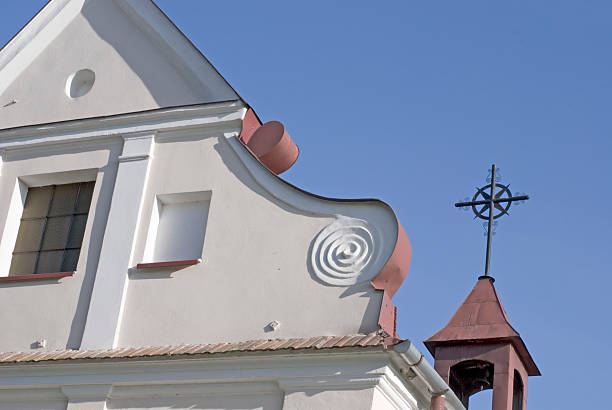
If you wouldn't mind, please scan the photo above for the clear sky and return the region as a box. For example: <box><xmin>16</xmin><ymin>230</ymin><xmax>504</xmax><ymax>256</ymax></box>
<box><xmin>2</xmin><ymin>1</ymin><xmax>611</xmax><ymax>409</ymax></box>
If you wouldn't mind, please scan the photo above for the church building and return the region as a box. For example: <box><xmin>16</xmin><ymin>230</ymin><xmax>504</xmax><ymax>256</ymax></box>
<box><xmin>0</xmin><ymin>1</ymin><xmax>538</xmax><ymax>409</ymax></box>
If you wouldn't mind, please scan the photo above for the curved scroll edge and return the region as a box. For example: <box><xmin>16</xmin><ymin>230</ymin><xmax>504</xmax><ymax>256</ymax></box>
<box><xmin>236</xmin><ymin>108</ymin><xmax>412</xmax><ymax>337</ymax></box>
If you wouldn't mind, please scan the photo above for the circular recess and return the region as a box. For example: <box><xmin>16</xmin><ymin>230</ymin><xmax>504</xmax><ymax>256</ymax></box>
<box><xmin>66</xmin><ymin>69</ymin><xmax>95</xmax><ymax>98</ymax></box>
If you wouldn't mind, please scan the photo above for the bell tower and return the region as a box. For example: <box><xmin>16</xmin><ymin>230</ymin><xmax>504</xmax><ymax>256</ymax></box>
<box><xmin>424</xmin><ymin>276</ymin><xmax>540</xmax><ymax>409</ymax></box>
<box><xmin>431</xmin><ymin>164</ymin><xmax>541</xmax><ymax>408</ymax></box>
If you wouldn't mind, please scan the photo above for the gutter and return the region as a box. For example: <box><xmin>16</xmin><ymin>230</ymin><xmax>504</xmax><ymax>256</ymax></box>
<box><xmin>390</xmin><ymin>340</ymin><xmax>465</xmax><ymax>410</ymax></box>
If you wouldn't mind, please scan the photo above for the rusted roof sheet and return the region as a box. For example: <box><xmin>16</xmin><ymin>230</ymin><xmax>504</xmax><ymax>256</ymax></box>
<box><xmin>0</xmin><ymin>334</ymin><xmax>386</xmax><ymax>364</ymax></box>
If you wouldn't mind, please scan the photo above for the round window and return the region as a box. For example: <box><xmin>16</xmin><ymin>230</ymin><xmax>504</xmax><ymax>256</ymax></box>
<box><xmin>66</xmin><ymin>69</ymin><xmax>95</xmax><ymax>98</ymax></box>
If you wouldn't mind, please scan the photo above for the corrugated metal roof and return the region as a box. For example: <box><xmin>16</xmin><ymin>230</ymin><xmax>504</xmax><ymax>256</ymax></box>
<box><xmin>0</xmin><ymin>334</ymin><xmax>387</xmax><ymax>364</ymax></box>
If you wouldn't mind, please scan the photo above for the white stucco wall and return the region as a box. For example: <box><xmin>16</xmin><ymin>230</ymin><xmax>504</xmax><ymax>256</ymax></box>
<box><xmin>0</xmin><ymin>0</ymin><xmax>401</xmax><ymax>351</ymax></box>
<box><xmin>0</xmin><ymin>102</ymin><xmax>399</xmax><ymax>352</ymax></box>
<box><xmin>0</xmin><ymin>351</ymin><xmax>434</xmax><ymax>410</ymax></box>
<box><xmin>117</xmin><ymin>132</ymin><xmax>386</xmax><ymax>346</ymax></box>
<box><xmin>0</xmin><ymin>139</ymin><xmax>121</xmax><ymax>351</ymax></box>
<box><xmin>109</xmin><ymin>393</ymin><xmax>283</xmax><ymax>410</ymax></box>
<box><xmin>0</xmin><ymin>0</ymin><xmax>237</xmax><ymax>130</ymax></box>
<box><xmin>372</xmin><ymin>387</ymin><xmax>405</xmax><ymax>410</ymax></box>
<box><xmin>282</xmin><ymin>389</ymin><xmax>376</xmax><ymax>410</ymax></box>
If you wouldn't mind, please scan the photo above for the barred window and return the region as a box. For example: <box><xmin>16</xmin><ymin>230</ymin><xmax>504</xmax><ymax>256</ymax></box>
<box><xmin>9</xmin><ymin>182</ymin><xmax>94</xmax><ymax>276</ymax></box>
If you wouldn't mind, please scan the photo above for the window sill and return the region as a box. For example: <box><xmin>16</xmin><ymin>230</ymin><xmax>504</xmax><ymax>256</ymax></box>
<box><xmin>136</xmin><ymin>259</ymin><xmax>201</xmax><ymax>269</ymax></box>
<box><xmin>0</xmin><ymin>271</ymin><xmax>75</xmax><ymax>282</ymax></box>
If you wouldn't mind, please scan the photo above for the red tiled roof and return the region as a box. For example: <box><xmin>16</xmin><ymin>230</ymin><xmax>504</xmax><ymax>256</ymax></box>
<box><xmin>0</xmin><ymin>334</ymin><xmax>386</xmax><ymax>364</ymax></box>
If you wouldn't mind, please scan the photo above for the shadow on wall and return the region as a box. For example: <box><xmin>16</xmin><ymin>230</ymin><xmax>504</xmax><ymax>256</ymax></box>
<box><xmin>81</xmin><ymin>0</ymin><xmax>222</xmax><ymax>107</ymax></box>
<box><xmin>65</xmin><ymin>142</ymin><xmax>122</xmax><ymax>349</ymax></box>
<box><xmin>307</xmin><ymin>236</ymin><xmax>384</xmax><ymax>335</ymax></box>
<box><xmin>106</xmin><ymin>393</ymin><xmax>283</xmax><ymax>409</ymax></box>
<box><xmin>211</xmin><ymin>137</ymin><xmax>325</xmax><ymax>219</ymax></box>
<box><xmin>214</xmin><ymin>136</ymin><xmax>384</xmax><ymax>336</ymax></box>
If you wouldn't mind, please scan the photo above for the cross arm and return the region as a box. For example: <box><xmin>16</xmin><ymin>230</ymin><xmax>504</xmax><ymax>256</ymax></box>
<box><xmin>454</xmin><ymin>195</ymin><xmax>530</xmax><ymax>208</ymax></box>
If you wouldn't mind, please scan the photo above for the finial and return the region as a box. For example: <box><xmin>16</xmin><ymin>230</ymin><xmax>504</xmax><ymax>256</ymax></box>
<box><xmin>455</xmin><ymin>164</ymin><xmax>529</xmax><ymax>278</ymax></box>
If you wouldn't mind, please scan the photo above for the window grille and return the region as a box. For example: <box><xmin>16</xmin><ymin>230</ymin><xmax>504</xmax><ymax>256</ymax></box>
<box><xmin>9</xmin><ymin>182</ymin><xmax>95</xmax><ymax>276</ymax></box>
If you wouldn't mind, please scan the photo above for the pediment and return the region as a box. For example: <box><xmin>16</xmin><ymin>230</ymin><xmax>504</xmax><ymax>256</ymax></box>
<box><xmin>0</xmin><ymin>0</ymin><xmax>239</xmax><ymax>130</ymax></box>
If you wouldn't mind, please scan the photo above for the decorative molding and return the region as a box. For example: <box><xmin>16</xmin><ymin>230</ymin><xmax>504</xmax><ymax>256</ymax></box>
<box><xmin>0</xmin><ymin>0</ymin><xmax>82</xmax><ymax>95</ymax></box>
<box><xmin>376</xmin><ymin>367</ymin><xmax>421</xmax><ymax>410</ymax></box>
<box><xmin>0</xmin><ymin>271</ymin><xmax>74</xmax><ymax>283</ymax></box>
<box><xmin>0</xmin><ymin>349</ymin><xmax>452</xmax><ymax>409</ymax></box>
<box><xmin>226</xmin><ymin>135</ymin><xmax>412</xmax><ymax>297</ymax></box>
<box><xmin>117</xmin><ymin>154</ymin><xmax>150</xmax><ymax>163</ymax></box>
<box><xmin>311</xmin><ymin>216</ymin><xmax>381</xmax><ymax>286</ymax></box>
<box><xmin>110</xmin><ymin>382</ymin><xmax>281</xmax><ymax>399</ymax></box>
<box><xmin>225</xmin><ymin>136</ymin><xmax>398</xmax><ymax>286</ymax></box>
<box><xmin>0</xmin><ymin>101</ymin><xmax>246</xmax><ymax>151</ymax></box>
<box><xmin>113</xmin><ymin>0</ymin><xmax>238</xmax><ymax>101</ymax></box>
<box><xmin>0</xmin><ymin>387</ymin><xmax>65</xmax><ymax>402</ymax></box>
<box><xmin>136</xmin><ymin>259</ymin><xmax>200</xmax><ymax>269</ymax></box>
<box><xmin>80</xmin><ymin>131</ymin><xmax>155</xmax><ymax>350</ymax></box>
<box><xmin>61</xmin><ymin>384</ymin><xmax>113</xmax><ymax>401</ymax></box>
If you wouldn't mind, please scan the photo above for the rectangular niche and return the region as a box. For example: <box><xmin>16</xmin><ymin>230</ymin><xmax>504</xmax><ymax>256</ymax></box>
<box><xmin>143</xmin><ymin>191</ymin><xmax>211</xmax><ymax>264</ymax></box>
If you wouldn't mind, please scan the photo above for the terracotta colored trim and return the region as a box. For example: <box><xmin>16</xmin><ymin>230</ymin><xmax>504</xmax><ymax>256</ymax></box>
<box><xmin>247</xmin><ymin>121</ymin><xmax>299</xmax><ymax>175</ymax></box>
<box><xmin>238</xmin><ymin>110</ymin><xmax>299</xmax><ymax>175</ymax></box>
<box><xmin>378</xmin><ymin>291</ymin><xmax>398</xmax><ymax>339</ymax></box>
<box><xmin>238</xmin><ymin>117</ymin><xmax>413</xmax><ymax>335</ymax></box>
<box><xmin>235</xmin><ymin>136</ymin><xmax>414</xmax><ymax>292</ymax></box>
<box><xmin>371</xmin><ymin>219</ymin><xmax>412</xmax><ymax>298</ymax></box>
<box><xmin>238</xmin><ymin>108</ymin><xmax>262</xmax><ymax>145</ymax></box>
<box><xmin>0</xmin><ymin>271</ymin><xmax>74</xmax><ymax>282</ymax></box>
<box><xmin>239</xmin><ymin>112</ymin><xmax>413</xmax><ymax>298</ymax></box>
<box><xmin>136</xmin><ymin>260</ymin><xmax>200</xmax><ymax>269</ymax></box>
<box><xmin>430</xmin><ymin>395</ymin><xmax>446</xmax><ymax>410</ymax></box>
<box><xmin>0</xmin><ymin>334</ymin><xmax>388</xmax><ymax>363</ymax></box>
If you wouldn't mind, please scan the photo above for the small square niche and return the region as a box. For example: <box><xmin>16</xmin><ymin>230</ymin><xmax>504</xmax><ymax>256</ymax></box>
<box><xmin>143</xmin><ymin>191</ymin><xmax>211</xmax><ymax>263</ymax></box>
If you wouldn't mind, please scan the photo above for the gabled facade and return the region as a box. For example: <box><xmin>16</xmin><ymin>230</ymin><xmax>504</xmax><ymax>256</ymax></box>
<box><xmin>0</xmin><ymin>1</ymin><xmax>466</xmax><ymax>409</ymax></box>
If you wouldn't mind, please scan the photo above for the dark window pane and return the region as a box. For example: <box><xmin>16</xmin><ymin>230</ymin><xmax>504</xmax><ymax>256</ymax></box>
<box><xmin>49</xmin><ymin>184</ymin><xmax>79</xmax><ymax>216</ymax></box>
<box><xmin>67</xmin><ymin>214</ymin><xmax>88</xmax><ymax>249</ymax></box>
<box><xmin>22</xmin><ymin>186</ymin><xmax>53</xmax><ymax>218</ymax></box>
<box><xmin>10</xmin><ymin>181</ymin><xmax>95</xmax><ymax>274</ymax></box>
<box><xmin>36</xmin><ymin>250</ymin><xmax>64</xmax><ymax>274</ymax></box>
<box><xmin>75</xmin><ymin>182</ymin><xmax>95</xmax><ymax>214</ymax></box>
<box><xmin>9</xmin><ymin>253</ymin><xmax>37</xmax><ymax>276</ymax></box>
<box><xmin>13</xmin><ymin>219</ymin><xmax>45</xmax><ymax>252</ymax></box>
<box><xmin>41</xmin><ymin>216</ymin><xmax>71</xmax><ymax>250</ymax></box>
<box><xmin>61</xmin><ymin>249</ymin><xmax>80</xmax><ymax>272</ymax></box>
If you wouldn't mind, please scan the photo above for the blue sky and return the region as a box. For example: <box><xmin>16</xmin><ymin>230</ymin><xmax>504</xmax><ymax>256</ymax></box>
<box><xmin>2</xmin><ymin>1</ymin><xmax>611</xmax><ymax>408</ymax></box>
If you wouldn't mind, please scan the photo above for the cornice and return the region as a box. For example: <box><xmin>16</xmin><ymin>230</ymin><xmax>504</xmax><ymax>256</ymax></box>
<box><xmin>0</xmin><ymin>350</ymin><xmax>425</xmax><ymax>409</ymax></box>
<box><xmin>0</xmin><ymin>101</ymin><xmax>246</xmax><ymax>151</ymax></box>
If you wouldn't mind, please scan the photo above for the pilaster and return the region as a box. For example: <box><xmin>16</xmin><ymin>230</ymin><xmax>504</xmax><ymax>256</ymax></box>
<box><xmin>61</xmin><ymin>384</ymin><xmax>112</xmax><ymax>410</ymax></box>
<box><xmin>80</xmin><ymin>132</ymin><xmax>155</xmax><ymax>349</ymax></box>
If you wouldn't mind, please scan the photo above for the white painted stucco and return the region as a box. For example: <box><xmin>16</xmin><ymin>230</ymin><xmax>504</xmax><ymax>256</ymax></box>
<box><xmin>143</xmin><ymin>191</ymin><xmax>211</xmax><ymax>263</ymax></box>
<box><xmin>0</xmin><ymin>350</ymin><xmax>454</xmax><ymax>410</ymax></box>
<box><xmin>0</xmin><ymin>2</ymin><xmax>465</xmax><ymax>408</ymax></box>
<box><xmin>0</xmin><ymin>101</ymin><xmax>395</xmax><ymax>352</ymax></box>
<box><xmin>115</xmin><ymin>129</ymin><xmax>394</xmax><ymax>348</ymax></box>
<box><xmin>0</xmin><ymin>0</ymin><xmax>238</xmax><ymax>130</ymax></box>
<box><xmin>0</xmin><ymin>139</ymin><xmax>121</xmax><ymax>351</ymax></box>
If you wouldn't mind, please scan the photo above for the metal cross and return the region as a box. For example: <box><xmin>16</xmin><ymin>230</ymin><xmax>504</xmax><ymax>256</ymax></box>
<box><xmin>454</xmin><ymin>164</ymin><xmax>529</xmax><ymax>278</ymax></box>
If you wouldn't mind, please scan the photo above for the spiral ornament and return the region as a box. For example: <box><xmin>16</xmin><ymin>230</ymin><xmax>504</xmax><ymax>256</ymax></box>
<box><xmin>311</xmin><ymin>216</ymin><xmax>379</xmax><ymax>286</ymax></box>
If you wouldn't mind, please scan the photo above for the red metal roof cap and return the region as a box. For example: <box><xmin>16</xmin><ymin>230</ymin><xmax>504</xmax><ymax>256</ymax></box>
<box><xmin>246</xmin><ymin>121</ymin><xmax>299</xmax><ymax>175</ymax></box>
<box><xmin>424</xmin><ymin>276</ymin><xmax>540</xmax><ymax>376</ymax></box>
